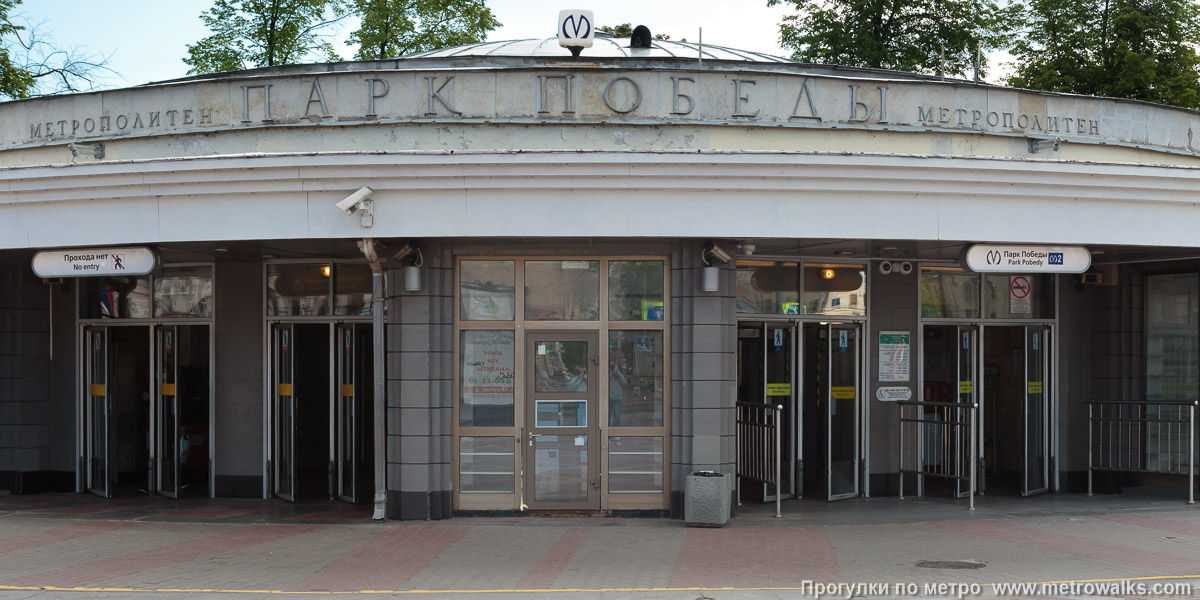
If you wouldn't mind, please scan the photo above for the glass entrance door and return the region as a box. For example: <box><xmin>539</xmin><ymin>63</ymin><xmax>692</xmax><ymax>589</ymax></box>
<box><xmin>273</xmin><ymin>323</ymin><xmax>297</xmax><ymax>502</ymax></box>
<box><xmin>157</xmin><ymin>326</ymin><xmax>180</xmax><ymax>498</ymax></box>
<box><xmin>954</xmin><ymin>325</ymin><xmax>980</xmax><ymax>498</ymax></box>
<box><xmin>764</xmin><ymin>323</ymin><xmax>797</xmax><ymax>500</ymax></box>
<box><xmin>524</xmin><ymin>333</ymin><xmax>599</xmax><ymax>510</ymax></box>
<box><xmin>335</xmin><ymin>323</ymin><xmax>359</xmax><ymax>503</ymax></box>
<box><xmin>1023</xmin><ymin>326</ymin><xmax>1051</xmax><ymax>495</ymax></box>
<box><xmin>826</xmin><ymin>323</ymin><xmax>860</xmax><ymax>500</ymax></box>
<box><xmin>85</xmin><ymin>327</ymin><xmax>112</xmax><ymax>499</ymax></box>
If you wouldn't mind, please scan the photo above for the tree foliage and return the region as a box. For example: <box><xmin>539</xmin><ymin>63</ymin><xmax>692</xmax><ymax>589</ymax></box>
<box><xmin>1006</xmin><ymin>0</ymin><xmax>1200</xmax><ymax>109</ymax></box>
<box><xmin>768</xmin><ymin>0</ymin><xmax>1006</xmax><ymax>77</ymax></box>
<box><xmin>597</xmin><ymin>23</ymin><xmax>678</xmax><ymax>41</ymax></box>
<box><xmin>348</xmin><ymin>0</ymin><xmax>499</xmax><ymax>60</ymax></box>
<box><xmin>1</xmin><ymin>0</ymin><xmax>115</xmax><ymax>100</ymax></box>
<box><xmin>184</xmin><ymin>0</ymin><xmax>345</xmax><ymax>75</ymax></box>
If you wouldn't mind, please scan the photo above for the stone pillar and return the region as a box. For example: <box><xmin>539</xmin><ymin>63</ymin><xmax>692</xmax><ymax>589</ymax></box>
<box><xmin>669</xmin><ymin>241</ymin><xmax>737</xmax><ymax>517</ymax></box>
<box><xmin>386</xmin><ymin>242</ymin><xmax>454</xmax><ymax>520</ymax></box>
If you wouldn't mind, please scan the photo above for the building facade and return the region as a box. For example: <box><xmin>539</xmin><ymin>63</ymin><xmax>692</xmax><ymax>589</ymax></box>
<box><xmin>1</xmin><ymin>37</ymin><xmax>1198</xmax><ymax>519</ymax></box>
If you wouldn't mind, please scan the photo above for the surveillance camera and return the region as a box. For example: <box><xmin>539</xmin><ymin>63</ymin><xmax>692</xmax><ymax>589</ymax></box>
<box><xmin>899</xmin><ymin>261</ymin><xmax>914</xmax><ymax>275</ymax></box>
<box><xmin>337</xmin><ymin>187</ymin><xmax>373</xmax><ymax>215</ymax></box>
<box><xmin>878</xmin><ymin>261</ymin><xmax>894</xmax><ymax>275</ymax></box>
<box><xmin>704</xmin><ymin>242</ymin><xmax>733</xmax><ymax>264</ymax></box>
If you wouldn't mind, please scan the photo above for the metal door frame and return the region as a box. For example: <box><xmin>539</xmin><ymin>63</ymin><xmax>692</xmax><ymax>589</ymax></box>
<box><xmin>954</xmin><ymin>325</ymin><xmax>981</xmax><ymax>498</ymax></box>
<box><xmin>272</xmin><ymin>322</ymin><xmax>297</xmax><ymax>502</ymax></box>
<box><xmin>335</xmin><ymin>322</ymin><xmax>360</xmax><ymax>503</ymax></box>
<box><xmin>1023</xmin><ymin>325</ymin><xmax>1051</xmax><ymax>495</ymax></box>
<box><xmin>84</xmin><ymin>326</ymin><xmax>112</xmax><ymax>498</ymax></box>
<box><xmin>826</xmin><ymin>322</ymin><xmax>862</xmax><ymax>501</ymax></box>
<box><xmin>157</xmin><ymin>325</ymin><xmax>180</xmax><ymax>499</ymax></box>
<box><xmin>523</xmin><ymin>331</ymin><xmax>601</xmax><ymax>510</ymax></box>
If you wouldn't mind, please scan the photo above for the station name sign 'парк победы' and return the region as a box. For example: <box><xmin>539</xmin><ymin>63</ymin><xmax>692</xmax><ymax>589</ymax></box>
<box><xmin>8</xmin><ymin>70</ymin><xmax>1139</xmax><ymax>147</ymax></box>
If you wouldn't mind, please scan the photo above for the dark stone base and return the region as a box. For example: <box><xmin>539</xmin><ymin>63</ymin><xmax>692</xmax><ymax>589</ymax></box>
<box><xmin>387</xmin><ymin>490</ymin><xmax>452</xmax><ymax>520</ymax></box>
<box><xmin>214</xmin><ymin>475</ymin><xmax>262</xmax><ymax>498</ymax></box>
<box><xmin>0</xmin><ymin>471</ymin><xmax>74</xmax><ymax>495</ymax></box>
<box><xmin>669</xmin><ymin>490</ymin><xmax>684</xmax><ymax>519</ymax></box>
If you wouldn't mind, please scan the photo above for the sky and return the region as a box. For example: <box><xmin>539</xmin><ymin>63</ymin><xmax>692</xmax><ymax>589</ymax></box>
<box><xmin>13</xmin><ymin>0</ymin><xmax>796</xmax><ymax>89</ymax></box>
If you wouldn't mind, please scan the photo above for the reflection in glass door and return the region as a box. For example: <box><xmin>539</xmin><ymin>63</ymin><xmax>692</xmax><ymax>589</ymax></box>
<box><xmin>525</xmin><ymin>333</ymin><xmax>599</xmax><ymax>509</ymax></box>
<box><xmin>157</xmin><ymin>326</ymin><xmax>180</xmax><ymax>498</ymax></box>
<box><xmin>335</xmin><ymin>324</ymin><xmax>358</xmax><ymax>503</ymax></box>
<box><xmin>827</xmin><ymin>324</ymin><xmax>860</xmax><ymax>500</ymax></box>
<box><xmin>1024</xmin><ymin>326</ymin><xmax>1051</xmax><ymax>495</ymax></box>
<box><xmin>954</xmin><ymin>326</ymin><xmax>979</xmax><ymax>498</ymax></box>
<box><xmin>86</xmin><ymin>327</ymin><xmax>112</xmax><ymax>499</ymax></box>
<box><xmin>274</xmin><ymin>324</ymin><xmax>297</xmax><ymax>502</ymax></box>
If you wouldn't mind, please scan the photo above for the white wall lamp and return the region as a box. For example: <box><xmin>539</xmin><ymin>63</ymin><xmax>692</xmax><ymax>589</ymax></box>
<box><xmin>1028</xmin><ymin>137</ymin><xmax>1063</xmax><ymax>153</ymax></box>
<box><xmin>393</xmin><ymin>242</ymin><xmax>424</xmax><ymax>292</ymax></box>
<box><xmin>701</xmin><ymin>241</ymin><xmax>733</xmax><ymax>292</ymax></box>
<box><xmin>336</xmin><ymin>186</ymin><xmax>374</xmax><ymax>228</ymax></box>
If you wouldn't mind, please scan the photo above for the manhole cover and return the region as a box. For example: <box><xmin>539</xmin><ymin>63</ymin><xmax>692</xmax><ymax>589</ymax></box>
<box><xmin>915</xmin><ymin>560</ymin><xmax>987</xmax><ymax>570</ymax></box>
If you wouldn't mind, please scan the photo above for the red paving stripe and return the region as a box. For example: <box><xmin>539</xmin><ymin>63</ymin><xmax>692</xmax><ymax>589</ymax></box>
<box><xmin>514</xmin><ymin>527</ymin><xmax>591</xmax><ymax>589</ymax></box>
<box><xmin>29</xmin><ymin>504</ymin><xmax>141</xmax><ymax>515</ymax></box>
<box><xmin>669</xmin><ymin>526</ymin><xmax>843</xmax><ymax>588</ymax></box>
<box><xmin>3</xmin><ymin>523</ymin><xmax>320</xmax><ymax>588</ymax></box>
<box><xmin>293</xmin><ymin>525</ymin><xmax>470</xmax><ymax>592</ymax></box>
<box><xmin>931</xmin><ymin>519</ymin><xmax>1198</xmax><ymax>575</ymax></box>
<box><xmin>0</xmin><ymin>521</ymin><xmax>143</xmax><ymax>553</ymax></box>
<box><xmin>1097</xmin><ymin>513</ymin><xmax>1200</xmax><ymax>537</ymax></box>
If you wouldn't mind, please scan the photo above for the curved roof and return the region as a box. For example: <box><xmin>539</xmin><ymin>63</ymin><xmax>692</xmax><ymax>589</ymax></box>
<box><xmin>410</xmin><ymin>36</ymin><xmax>794</xmax><ymax>64</ymax></box>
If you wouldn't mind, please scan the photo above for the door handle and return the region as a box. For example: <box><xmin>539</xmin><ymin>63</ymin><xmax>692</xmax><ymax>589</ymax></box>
<box><xmin>528</xmin><ymin>432</ymin><xmax>542</xmax><ymax>446</ymax></box>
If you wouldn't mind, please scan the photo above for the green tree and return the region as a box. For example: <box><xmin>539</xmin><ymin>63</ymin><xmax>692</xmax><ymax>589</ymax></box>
<box><xmin>2</xmin><ymin>0</ymin><xmax>114</xmax><ymax>100</ymax></box>
<box><xmin>1007</xmin><ymin>0</ymin><xmax>1200</xmax><ymax>109</ymax></box>
<box><xmin>348</xmin><ymin>0</ymin><xmax>499</xmax><ymax>60</ymax></box>
<box><xmin>184</xmin><ymin>0</ymin><xmax>346</xmax><ymax>75</ymax></box>
<box><xmin>598</xmin><ymin>23</ymin><xmax>679</xmax><ymax>41</ymax></box>
<box><xmin>768</xmin><ymin>0</ymin><xmax>1006</xmax><ymax>77</ymax></box>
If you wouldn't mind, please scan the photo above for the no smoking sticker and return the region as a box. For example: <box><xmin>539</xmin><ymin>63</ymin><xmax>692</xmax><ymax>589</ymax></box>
<box><xmin>1010</xmin><ymin>275</ymin><xmax>1031</xmax><ymax>314</ymax></box>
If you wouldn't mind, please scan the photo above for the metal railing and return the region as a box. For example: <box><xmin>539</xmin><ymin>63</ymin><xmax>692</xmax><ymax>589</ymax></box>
<box><xmin>898</xmin><ymin>400</ymin><xmax>977</xmax><ymax>510</ymax></box>
<box><xmin>1087</xmin><ymin>400</ymin><xmax>1197</xmax><ymax>504</ymax></box>
<box><xmin>735</xmin><ymin>401</ymin><xmax>783</xmax><ymax>518</ymax></box>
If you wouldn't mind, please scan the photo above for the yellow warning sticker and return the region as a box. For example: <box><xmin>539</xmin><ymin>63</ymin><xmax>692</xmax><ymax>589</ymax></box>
<box><xmin>160</xmin><ymin>383</ymin><xmax>176</xmax><ymax>397</ymax></box>
<box><xmin>832</xmin><ymin>386</ymin><xmax>856</xmax><ymax>399</ymax></box>
<box><xmin>766</xmin><ymin>383</ymin><xmax>792</xmax><ymax>397</ymax></box>
<box><xmin>1028</xmin><ymin>381</ymin><xmax>1043</xmax><ymax>394</ymax></box>
<box><xmin>277</xmin><ymin>383</ymin><xmax>293</xmax><ymax>396</ymax></box>
<box><xmin>959</xmin><ymin>381</ymin><xmax>974</xmax><ymax>394</ymax></box>
<box><xmin>341</xmin><ymin>384</ymin><xmax>354</xmax><ymax>397</ymax></box>
<box><xmin>88</xmin><ymin>383</ymin><xmax>105</xmax><ymax>396</ymax></box>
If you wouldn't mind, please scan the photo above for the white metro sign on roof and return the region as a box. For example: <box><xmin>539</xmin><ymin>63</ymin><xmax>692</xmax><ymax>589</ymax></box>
<box><xmin>558</xmin><ymin>10</ymin><xmax>594</xmax><ymax>49</ymax></box>
<box><xmin>963</xmin><ymin>244</ymin><xmax>1091</xmax><ymax>274</ymax></box>
<box><xmin>32</xmin><ymin>247</ymin><xmax>158</xmax><ymax>278</ymax></box>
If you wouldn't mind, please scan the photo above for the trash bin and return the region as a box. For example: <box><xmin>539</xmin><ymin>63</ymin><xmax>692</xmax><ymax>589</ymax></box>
<box><xmin>684</xmin><ymin>470</ymin><xmax>731</xmax><ymax>526</ymax></box>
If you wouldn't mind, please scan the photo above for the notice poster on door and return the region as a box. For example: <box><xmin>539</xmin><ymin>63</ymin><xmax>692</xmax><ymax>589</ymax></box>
<box><xmin>461</xmin><ymin>331</ymin><xmax>514</xmax><ymax>405</ymax></box>
<box><xmin>878</xmin><ymin>331</ymin><xmax>911</xmax><ymax>382</ymax></box>
<box><xmin>1010</xmin><ymin>275</ymin><xmax>1032</xmax><ymax>314</ymax></box>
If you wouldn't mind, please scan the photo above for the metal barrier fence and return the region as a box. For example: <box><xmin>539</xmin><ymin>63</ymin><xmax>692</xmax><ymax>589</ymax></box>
<box><xmin>1087</xmin><ymin>400</ymin><xmax>1197</xmax><ymax>504</ymax></box>
<box><xmin>898</xmin><ymin>400</ymin><xmax>977</xmax><ymax>510</ymax></box>
<box><xmin>735</xmin><ymin>401</ymin><xmax>783</xmax><ymax>518</ymax></box>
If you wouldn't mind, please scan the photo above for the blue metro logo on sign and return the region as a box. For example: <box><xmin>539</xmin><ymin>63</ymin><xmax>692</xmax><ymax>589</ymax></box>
<box><xmin>1048</xmin><ymin>252</ymin><xmax>1064</xmax><ymax>265</ymax></box>
<box><xmin>558</xmin><ymin>10</ymin><xmax>594</xmax><ymax>49</ymax></box>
